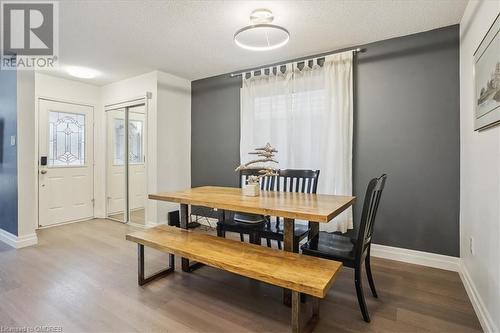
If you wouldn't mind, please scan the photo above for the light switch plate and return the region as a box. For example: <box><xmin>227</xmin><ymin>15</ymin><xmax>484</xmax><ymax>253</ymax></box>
<box><xmin>10</xmin><ymin>135</ymin><xmax>16</xmax><ymax>146</ymax></box>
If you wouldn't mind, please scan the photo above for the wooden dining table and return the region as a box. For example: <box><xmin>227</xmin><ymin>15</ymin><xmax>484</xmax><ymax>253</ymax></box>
<box><xmin>149</xmin><ymin>186</ymin><xmax>356</xmax><ymax>302</ymax></box>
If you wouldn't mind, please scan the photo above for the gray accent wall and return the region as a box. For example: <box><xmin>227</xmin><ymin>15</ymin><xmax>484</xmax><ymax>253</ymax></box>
<box><xmin>192</xmin><ymin>76</ymin><xmax>241</xmax><ymax>187</ymax></box>
<box><xmin>0</xmin><ymin>69</ymin><xmax>18</xmax><ymax>236</ymax></box>
<box><xmin>191</xmin><ymin>25</ymin><xmax>460</xmax><ymax>257</ymax></box>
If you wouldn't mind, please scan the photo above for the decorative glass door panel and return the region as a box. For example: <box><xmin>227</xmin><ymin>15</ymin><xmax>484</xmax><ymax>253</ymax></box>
<box><xmin>48</xmin><ymin>111</ymin><xmax>86</xmax><ymax>166</ymax></box>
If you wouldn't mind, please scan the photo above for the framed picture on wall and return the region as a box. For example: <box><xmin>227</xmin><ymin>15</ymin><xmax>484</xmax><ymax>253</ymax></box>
<box><xmin>474</xmin><ymin>12</ymin><xmax>500</xmax><ymax>131</ymax></box>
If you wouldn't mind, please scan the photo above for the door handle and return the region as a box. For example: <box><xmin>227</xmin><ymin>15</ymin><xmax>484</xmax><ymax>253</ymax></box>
<box><xmin>40</xmin><ymin>170</ymin><xmax>47</xmax><ymax>174</ymax></box>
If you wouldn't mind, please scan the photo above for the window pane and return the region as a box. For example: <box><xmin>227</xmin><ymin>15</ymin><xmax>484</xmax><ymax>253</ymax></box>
<box><xmin>48</xmin><ymin>111</ymin><xmax>85</xmax><ymax>166</ymax></box>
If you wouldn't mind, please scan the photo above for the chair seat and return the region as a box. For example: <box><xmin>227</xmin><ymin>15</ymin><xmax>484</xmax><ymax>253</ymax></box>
<box><xmin>334</xmin><ymin>227</ymin><xmax>358</xmax><ymax>242</ymax></box>
<box><xmin>301</xmin><ymin>232</ymin><xmax>356</xmax><ymax>262</ymax></box>
<box><xmin>260</xmin><ymin>220</ymin><xmax>310</xmax><ymax>240</ymax></box>
<box><xmin>233</xmin><ymin>212</ymin><xmax>266</xmax><ymax>224</ymax></box>
<box><xmin>217</xmin><ymin>218</ymin><xmax>266</xmax><ymax>231</ymax></box>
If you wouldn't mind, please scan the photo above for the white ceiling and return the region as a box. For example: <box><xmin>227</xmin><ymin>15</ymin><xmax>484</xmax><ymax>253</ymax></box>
<box><xmin>49</xmin><ymin>0</ymin><xmax>468</xmax><ymax>85</ymax></box>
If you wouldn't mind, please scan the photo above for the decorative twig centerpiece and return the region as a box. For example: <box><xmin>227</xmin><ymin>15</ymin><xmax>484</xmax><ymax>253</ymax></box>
<box><xmin>236</xmin><ymin>143</ymin><xmax>279</xmax><ymax>196</ymax></box>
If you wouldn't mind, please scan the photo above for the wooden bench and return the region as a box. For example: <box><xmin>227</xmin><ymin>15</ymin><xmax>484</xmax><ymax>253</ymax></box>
<box><xmin>126</xmin><ymin>225</ymin><xmax>342</xmax><ymax>333</ymax></box>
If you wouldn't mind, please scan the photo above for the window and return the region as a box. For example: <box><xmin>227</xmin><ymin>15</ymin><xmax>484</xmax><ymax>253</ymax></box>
<box><xmin>240</xmin><ymin>52</ymin><xmax>354</xmax><ymax>232</ymax></box>
<box><xmin>48</xmin><ymin>111</ymin><xmax>85</xmax><ymax>166</ymax></box>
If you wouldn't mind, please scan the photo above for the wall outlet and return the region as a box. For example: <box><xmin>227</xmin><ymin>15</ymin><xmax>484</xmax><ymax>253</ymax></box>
<box><xmin>469</xmin><ymin>237</ymin><xmax>474</xmax><ymax>256</ymax></box>
<box><xmin>10</xmin><ymin>135</ymin><xmax>16</xmax><ymax>146</ymax></box>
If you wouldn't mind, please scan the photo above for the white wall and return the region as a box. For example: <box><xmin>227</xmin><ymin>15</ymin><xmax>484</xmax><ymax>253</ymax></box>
<box><xmin>34</xmin><ymin>73</ymin><xmax>102</xmax><ymax>216</ymax></box>
<box><xmin>460</xmin><ymin>1</ymin><xmax>500</xmax><ymax>332</ymax></box>
<box><xmin>101</xmin><ymin>72</ymin><xmax>158</xmax><ymax>224</ymax></box>
<box><xmin>156</xmin><ymin>71</ymin><xmax>191</xmax><ymax>222</ymax></box>
<box><xmin>101</xmin><ymin>70</ymin><xmax>191</xmax><ymax>225</ymax></box>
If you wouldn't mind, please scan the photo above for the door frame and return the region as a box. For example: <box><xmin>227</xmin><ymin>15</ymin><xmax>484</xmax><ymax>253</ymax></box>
<box><xmin>35</xmin><ymin>96</ymin><xmax>96</xmax><ymax>228</ymax></box>
<box><xmin>104</xmin><ymin>96</ymin><xmax>150</xmax><ymax>226</ymax></box>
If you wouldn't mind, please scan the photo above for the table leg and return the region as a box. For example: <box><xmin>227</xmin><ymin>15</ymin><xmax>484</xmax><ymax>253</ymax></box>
<box><xmin>283</xmin><ymin>218</ymin><xmax>297</xmax><ymax>252</ymax></box>
<box><xmin>167</xmin><ymin>212</ymin><xmax>177</xmax><ymax>268</ymax></box>
<box><xmin>179</xmin><ymin>203</ymin><xmax>205</xmax><ymax>273</ymax></box>
<box><xmin>283</xmin><ymin>218</ymin><xmax>297</xmax><ymax>305</ymax></box>
<box><xmin>180</xmin><ymin>204</ymin><xmax>190</xmax><ymax>272</ymax></box>
<box><xmin>308</xmin><ymin>221</ymin><xmax>319</xmax><ymax>243</ymax></box>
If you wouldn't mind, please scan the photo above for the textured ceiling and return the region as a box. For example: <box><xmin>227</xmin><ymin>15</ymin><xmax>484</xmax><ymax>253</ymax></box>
<box><xmin>48</xmin><ymin>0</ymin><xmax>468</xmax><ymax>85</ymax></box>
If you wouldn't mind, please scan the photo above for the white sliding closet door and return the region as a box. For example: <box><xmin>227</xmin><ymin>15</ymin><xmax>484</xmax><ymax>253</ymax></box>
<box><xmin>106</xmin><ymin>109</ymin><xmax>126</xmax><ymax>221</ymax></box>
<box><xmin>105</xmin><ymin>104</ymin><xmax>146</xmax><ymax>224</ymax></box>
<box><xmin>128</xmin><ymin>106</ymin><xmax>146</xmax><ymax>224</ymax></box>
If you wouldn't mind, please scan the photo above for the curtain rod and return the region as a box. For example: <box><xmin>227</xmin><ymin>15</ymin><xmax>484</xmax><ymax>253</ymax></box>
<box><xmin>230</xmin><ymin>47</ymin><xmax>366</xmax><ymax>78</ymax></box>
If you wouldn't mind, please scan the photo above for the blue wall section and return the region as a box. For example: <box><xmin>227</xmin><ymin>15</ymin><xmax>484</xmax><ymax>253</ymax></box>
<box><xmin>0</xmin><ymin>69</ymin><xmax>18</xmax><ymax>236</ymax></box>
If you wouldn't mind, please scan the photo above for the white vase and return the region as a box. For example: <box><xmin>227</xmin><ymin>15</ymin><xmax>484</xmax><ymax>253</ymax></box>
<box><xmin>242</xmin><ymin>183</ymin><xmax>260</xmax><ymax>196</ymax></box>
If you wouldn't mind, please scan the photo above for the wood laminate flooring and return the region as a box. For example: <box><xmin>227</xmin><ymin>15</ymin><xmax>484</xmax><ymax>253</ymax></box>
<box><xmin>0</xmin><ymin>219</ymin><xmax>482</xmax><ymax>333</ymax></box>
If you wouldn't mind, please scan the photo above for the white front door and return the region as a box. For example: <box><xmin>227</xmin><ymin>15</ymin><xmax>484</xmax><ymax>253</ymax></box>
<box><xmin>38</xmin><ymin>100</ymin><xmax>94</xmax><ymax>227</ymax></box>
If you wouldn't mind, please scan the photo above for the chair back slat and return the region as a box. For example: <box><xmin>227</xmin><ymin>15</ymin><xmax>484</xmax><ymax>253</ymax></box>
<box><xmin>239</xmin><ymin>169</ymin><xmax>320</xmax><ymax>195</ymax></box>
<box><xmin>355</xmin><ymin>174</ymin><xmax>387</xmax><ymax>263</ymax></box>
<box><xmin>272</xmin><ymin>169</ymin><xmax>320</xmax><ymax>229</ymax></box>
<box><xmin>278</xmin><ymin>169</ymin><xmax>320</xmax><ymax>195</ymax></box>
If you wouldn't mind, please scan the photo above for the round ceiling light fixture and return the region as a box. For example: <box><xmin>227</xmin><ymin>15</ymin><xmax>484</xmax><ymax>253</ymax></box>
<box><xmin>234</xmin><ymin>9</ymin><xmax>290</xmax><ymax>51</ymax></box>
<box><xmin>66</xmin><ymin>66</ymin><xmax>100</xmax><ymax>79</ymax></box>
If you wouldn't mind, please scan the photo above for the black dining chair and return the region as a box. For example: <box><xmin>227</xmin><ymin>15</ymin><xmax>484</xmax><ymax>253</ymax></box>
<box><xmin>301</xmin><ymin>174</ymin><xmax>387</xmax><ymax>323</ymax></box>
<box><xmin>216</xmin><ymin>169</ymin><xmax>273</xmax><ymax>244</ymax></box>
<box><xmin>259</xmin><ymin>169</ymin><xmax>320</xmax><ymax>250</ymax></box>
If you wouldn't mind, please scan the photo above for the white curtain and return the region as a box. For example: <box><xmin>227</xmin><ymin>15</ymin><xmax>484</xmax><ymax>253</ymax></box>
<box><xmin>240</xmin><ymin>51</ymin><xmax>353</xmax><ymax>233</ymax></box>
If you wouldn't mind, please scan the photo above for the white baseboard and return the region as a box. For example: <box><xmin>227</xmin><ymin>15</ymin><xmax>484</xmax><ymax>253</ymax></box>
<box><xmin>370</xmin><ymin>243</ymin><xmax>460</xmax><ymax>272</ymax></box>
<box><xmin>459</xmin><ymin>261</ymin><xmax>498</xmax><ymax>333</ymax></box>
<box><xmin>0</xmin><ymin>229</ymin><xmax>38</xmax><ymax>249</ymax></box>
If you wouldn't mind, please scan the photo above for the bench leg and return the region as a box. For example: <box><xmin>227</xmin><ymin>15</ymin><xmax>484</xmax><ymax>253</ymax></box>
<box><xmin>291</xmin><ymin>291</ymin><xmax>320</xmax><ymax>333</ymax></box>
<box><xmin>138</xmin><ymin>244</ymin><xmax>174</xmax><ymax>286</ymax></box>
<box><xmin>307</xmin><ymin>297</ymin><xmax>320</xmax><ymax>332</ymax></box>
<box><xmin>180</xmin><ymin>203</ymin><xmax>205</xmax><ymax>273</ymax></box>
